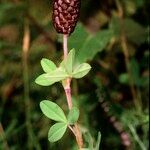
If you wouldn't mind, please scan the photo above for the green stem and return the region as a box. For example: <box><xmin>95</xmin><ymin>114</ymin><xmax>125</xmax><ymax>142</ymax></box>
<box><xmin>22</xmin><ymin>19</ymin><xmax>33</xmax><ymax>150</ymax></box>
<box><xmin>128</xmin><ymin>124</ymin><xmax>146</xmax><ymax>150</ymax></box>
<box><xmin>116</xmin><ymin>0</ymin><xmax>142</xmax><ymax>112</ymax></box>
<box><xmin>22</xmin><ymin>19</ymin><xmax>41</xmax><ymax>150</ymax></box>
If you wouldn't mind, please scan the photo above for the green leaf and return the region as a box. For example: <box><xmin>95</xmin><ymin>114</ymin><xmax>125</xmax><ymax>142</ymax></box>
<box><xmin>48</xmin><ymin>122</ymin><xmax>67</xmax><ymax>142</ymax></box>
<box><xmin>135</xmin><ymin>0</ymin><xmax>144</xmax><ymax>7</ymax></box>
<box><xmin>109</xmin><ymin>17</ymin><xmax>121</xmax><ymax>38</ymax></box>
<box><xmin>84</xmin><ymin>132</ymin><xmax>94</xmax><ymax>150</ymax></box>
<box><xmin>35</xmin><ymin>73</ymin><xmax>55</xmax><ymax>86</ymax></box>
<box><xmin>35</xmin><ymin>68</ymin><xmax>69</xmax><ymax>86</ymax></box>
<box><xmin>40</xmin><ymin>100</ymin><xmax>67</xmax><ymax>122</ymax></box>
<box><xmin>119</xmin><ymin>73</ymin><xmax>129</xmax><ymax>84</ymax></box>
<box><xmin>69</xmin><ymin>24</ymin><xmax>112</xmax><ymax>63</ymax></box>
<box><xmin>64</xmin><ymin>49</ymin><xmax>75</xmax><ymax>75</ymax></box>
<box><xmin>110</xmin><ymin>17</ymin><xmax>147</xmax><ymax>45</ymax></box>
<box><xmin>68</xmin><ymin>24</ymin><xmax>89</xmax><ymax>51</ymax></box>
<box><xmin>129</xmin><ymin>58</ymin><xmax>141</xmax><ymax>86</ymax></box>
<box><xmin>84</xmin><ymin>131</ymin><xmax>101</xmax><ymax>150</ymax></box>
<box><xmin>78</xmin><ymin>30</ymin><xmax>112</xmax><ymax>63</ymax></box>
<box><xmin>67</xmin><ymin>107</ymin><xmax>79</xmax><ymax>125</ymax></box>
<box><xmin>73</xmin><ymin>63</ymin><xmax>91</xmax><ymax>79</ymax></box>
<box><xmin>124</xmin><ymin>18</ymin><xmax>147</xmax><ymax>45</ymax></box>
<box><xmin>41</xmin><ymin>58</ymin><xmax>57</xmax><ymax>73</ymax></box>
<box><xmin>94</xmin><ymin>132</ymin><xmax>101</xmax><ymax>150</ymax></box>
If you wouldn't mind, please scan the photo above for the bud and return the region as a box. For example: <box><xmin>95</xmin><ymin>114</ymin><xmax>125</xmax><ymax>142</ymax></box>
<box><xmin>52</xmin><ymin>0</ymin><xmax>81</xmax><ymax>35</ymax></box>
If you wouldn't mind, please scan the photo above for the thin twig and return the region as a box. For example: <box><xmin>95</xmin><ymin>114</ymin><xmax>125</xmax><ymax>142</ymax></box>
<box><xmin>68</xmin><ymin>125</ymin><xmax>76</xmax><ymax>135</ymax></box>
<box><xmin>116</xmin><ymin>0</ymin><xmax>141</xmax><ymax>112</ymax></box>
<box><xmin>121</xmin><ymin>35</ymin><xmax>141</xmax><ymax>111</ymax></box>
<box><xmin>22</xmin><ymin>19</ymin><xmax>33</xmax><ymax>150</ymax></box>
<box><xmin>128</xmin><ymin>124</ymin><xmax>146</xmax><ymax>150</ymax></box>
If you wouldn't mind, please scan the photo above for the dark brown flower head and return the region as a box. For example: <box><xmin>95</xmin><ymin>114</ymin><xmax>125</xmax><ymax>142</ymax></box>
<box><xmin>52</xmin><ymin>0</ymin><xmax>81</xmax><ymax>35</ymax></box>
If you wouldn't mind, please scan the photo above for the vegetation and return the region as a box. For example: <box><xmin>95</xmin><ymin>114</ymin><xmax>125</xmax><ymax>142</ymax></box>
<box><xmin>0</xmin><ymin>0</ymin><xmax>149</xmax><ymax>150</ymax></box>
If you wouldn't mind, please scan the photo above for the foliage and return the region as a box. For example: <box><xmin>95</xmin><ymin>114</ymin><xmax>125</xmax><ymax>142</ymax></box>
<box><xmin>36</xmin><ymin>49</ymin><xmax>91</xmax><ymax>145</ymax></box>
<box><xmin>35</xmin><ymin>49</ymin><xmax>91</xmax><ymax>86</ymax></box>
<box><xmin>0</xmin><ymin>0</ymin><xmax>149</xmax><ymax>150</ymax></box>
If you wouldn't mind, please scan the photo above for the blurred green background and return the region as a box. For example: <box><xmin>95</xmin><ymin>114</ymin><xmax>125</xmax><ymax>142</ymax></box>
<box><xmin>0</xmin><ymin>0</ymin><xmax>149</xmax><ymax>150</ymax></box>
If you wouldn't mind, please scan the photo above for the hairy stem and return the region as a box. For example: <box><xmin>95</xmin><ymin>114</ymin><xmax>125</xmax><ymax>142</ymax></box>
<box><xmin>63</xmin><ymin>34</ymin><xmax>83</xmax><ymax>149</ymax></box>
